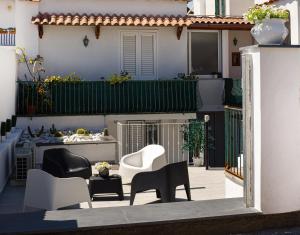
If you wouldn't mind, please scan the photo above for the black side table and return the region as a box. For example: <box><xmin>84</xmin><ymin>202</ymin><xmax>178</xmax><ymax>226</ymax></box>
<box><xmin>89</xmin><ymin>174</ymin><xmax>124</xmax><ymax>200</ymax></box>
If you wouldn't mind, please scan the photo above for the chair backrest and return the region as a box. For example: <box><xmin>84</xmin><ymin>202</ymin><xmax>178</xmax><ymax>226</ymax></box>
<box><xmin>23</xmin><ymin>169</ymin><xmax>55</xmax><ymax>211</ymax></box>
<box><xmin>141</xmin><ymin>145</ymin><xmax>166</xmax><ymax>167</ymax></box>
<box><xmin>24</xmin><ymin>169</ymin><xmax>91</xmax><ymax>211</ymax></box>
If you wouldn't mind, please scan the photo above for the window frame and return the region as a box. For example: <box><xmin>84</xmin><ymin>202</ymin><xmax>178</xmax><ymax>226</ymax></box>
<box><xmin>188</xmin><ymin>30</ymin><xmax>222</xmax><ymax>75</ymax></box>
<box><xmin>120</xmin><ymin>30</ymin><xmax>158</xmax><ymax>80</ymax></box>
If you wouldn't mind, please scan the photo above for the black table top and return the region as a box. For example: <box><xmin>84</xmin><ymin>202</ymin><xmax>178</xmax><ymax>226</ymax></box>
<box><xmin>90</xmin><ymin>174</ymin><xmax>121</xmax><ymax>181</ymax></box>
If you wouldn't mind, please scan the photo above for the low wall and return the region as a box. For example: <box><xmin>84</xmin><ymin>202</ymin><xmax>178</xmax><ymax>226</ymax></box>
<box><xmin>17</xmin><ymin>113</ymin><xmax>196</xmax><ymax>139</ymax></box>
<box><xmin>0</xmin><ymin>46</ymin><xmax>17</xmax><ymax>122</ymax></box>
<box><xmin>225</xmin><ymin>172</ymin><xmax>243</xmax><ymax>199</ymax></box>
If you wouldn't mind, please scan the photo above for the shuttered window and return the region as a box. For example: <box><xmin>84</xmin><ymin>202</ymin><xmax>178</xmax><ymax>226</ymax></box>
<box><xmin>122</xmin><ymin>34</ymin><xmax>137</xmax><ymax>76</ymax></box>
<box><xmin>141</xmin><ymin>34</ymin><xmax>155</xmax><ymax>77</ymax></box>
<box><xmin>121</xmin><ymin>32</ymin><xmax>156</xmax><ymax>79</ymax></box>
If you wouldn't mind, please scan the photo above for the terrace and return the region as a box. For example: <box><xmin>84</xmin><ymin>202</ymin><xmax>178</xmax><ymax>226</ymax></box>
<box><xmin>0</xmin><ymin>77</ymin><xmax>242</xmax><ymax>215</ymax></box>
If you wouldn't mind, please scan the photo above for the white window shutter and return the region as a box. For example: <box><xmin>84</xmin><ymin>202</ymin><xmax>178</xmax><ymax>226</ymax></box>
<box><xmin>140</xmin><ymin>34</ymin><xmax>155</xmax><ymax>78</ymax></box>
<box><xmin>122</xmin><ymin>34</ymin><xmax>137</xmax><ymax>76</ymax></box>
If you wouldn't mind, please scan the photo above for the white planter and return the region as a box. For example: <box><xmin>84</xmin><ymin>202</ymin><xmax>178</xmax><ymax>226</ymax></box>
<box><xmin>251</xmin><ymin>19</ymin><xmax>289</xmax><ymax>45</ymax></box>
<box><xmin>193</xmin><ymin>152</ymin><xmax>204</xmax><ymax>167</ymax></box>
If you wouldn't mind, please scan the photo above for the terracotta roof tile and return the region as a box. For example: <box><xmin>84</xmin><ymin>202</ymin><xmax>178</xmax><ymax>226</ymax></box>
<box><xmin>32</xmin><ymin>13</ymin><xmax>250</xmax><ymax>27</ymax></box>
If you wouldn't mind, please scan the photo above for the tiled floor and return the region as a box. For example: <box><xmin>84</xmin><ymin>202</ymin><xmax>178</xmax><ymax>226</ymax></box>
<box><xmin>0</xmin><ymin>166</ymin><xmax>225</xmax><ymax>213</ymax></box>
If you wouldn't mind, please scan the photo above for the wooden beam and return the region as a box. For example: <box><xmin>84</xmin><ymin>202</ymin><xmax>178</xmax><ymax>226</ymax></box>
<box><xmin>95</xmin><ymin>25</ymin><xmax>100</xmax><ymax>39</ymax></box>
<box><xmin>38</xmin><ymin>25</ymin><xmax>43</xmax><ymax>39</ymax></box>
<box><xmin>188</xmin><ymin>23</ymin><xmax>252</xmax><ymax>31</ymax></box>
<box><xmin>176</xmin><ymin>26</ymin><xmax>183</xmax><ymax>40</ymax></box>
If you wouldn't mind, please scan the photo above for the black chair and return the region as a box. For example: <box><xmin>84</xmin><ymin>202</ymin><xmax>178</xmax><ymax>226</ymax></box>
<box><xmin>42</xmin><ymin>148</ymin><xmax>92</xmax><ymax>179</ymax></box>
<box><xmin>130</xmin><ymin>161</ymin><xmax>191</xmax><ymax>205</ymax></box>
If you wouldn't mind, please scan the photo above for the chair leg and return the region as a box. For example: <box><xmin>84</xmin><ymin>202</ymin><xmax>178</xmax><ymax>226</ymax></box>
<box><xmin>156</xmin><ymin>189</ymin><xmax>161</xmax><ymax>198</ymax></box>
<box><xmin>184</xmin><ymin>183</ymin><xmax>191</xmax><ymax>201</ymax></box>
<box><xmin>130</xmin><ymin>191</ymin><xmax>136</xmax><ymax>206</ymax></box>
<box><xmin>169</xmin><ymin>187</ymin><xmax>176</xmax><ymax>202</ymax></box>
<box><xmin>88</xmin><ymin>201</ymin><xmax>92</xmax><ymax>208</ymax></box>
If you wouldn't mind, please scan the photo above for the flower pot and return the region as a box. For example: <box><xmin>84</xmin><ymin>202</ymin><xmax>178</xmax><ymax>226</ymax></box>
<box><xmin>193</xmin><ymin>157</ymin><xmax>203</xmax><ymax>167</ymax></box>
<box><xmin>98</xmin><ymin>167</ymin><xmax>109</xmax><ymax>178</ymax></box>
<box><xmin>251</xmin><ymin>19</ymin><xmax>289</xmax><ymax>45</ymax></box>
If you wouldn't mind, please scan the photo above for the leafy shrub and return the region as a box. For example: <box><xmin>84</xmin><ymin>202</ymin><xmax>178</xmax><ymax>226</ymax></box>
<box><xmin>108</xmin><ymin>71</ymin><xmax>131</xmax><ymax>85</ymax></box>
<box><xmin>244</xmin><ymin>5</ymin><xmax>289</xmax><ymax>24</ymax></box>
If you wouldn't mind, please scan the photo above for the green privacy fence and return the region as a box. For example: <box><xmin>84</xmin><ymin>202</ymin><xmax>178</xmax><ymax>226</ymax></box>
<box><xmin>17</xmin><ymin>80</ymin><xmax>197</xmax><ymax>116</ymax></box>
<box><xmin>224</xmin><ymin>106</ymin><xmax>243</xmax><ymax>179</ymax></box>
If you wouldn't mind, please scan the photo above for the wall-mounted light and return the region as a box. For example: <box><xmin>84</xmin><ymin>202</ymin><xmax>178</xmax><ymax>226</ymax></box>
<box><xmin>83</xmin><ymin>35</ymin><xmax>89</xmax><ymax>47</ymax></box>
<box><xmin>233</xmin><ymin>37</ymin><xmax>238</xmax><ymax>46</ymax></box>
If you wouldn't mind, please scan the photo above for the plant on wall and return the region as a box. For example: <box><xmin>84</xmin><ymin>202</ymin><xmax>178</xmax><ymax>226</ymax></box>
<box><xmin>244</xmin><ymin>4</ymin><xmax>289</xmax><ymax>24</ymax></box>
<box><xmin>108</xmin><ymin>71</ymin><xmax>131</xmax><ymax>85</ymax></box>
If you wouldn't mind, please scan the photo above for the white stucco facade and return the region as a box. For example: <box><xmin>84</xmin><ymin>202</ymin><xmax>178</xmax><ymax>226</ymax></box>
<box><xmin>0</xmin><ymin>46</ymin><xmax>17</xmax><ymax>122</ymax></box>
<box><xmin>39</xmin><ymin>26</ymin><xmax>187</xmax><ymax>80</ymax></box>
<box><xmin>13</xmin><ymin>0</ymin><xmax>188</xmax><ymax>80</ymax></box>
<box><xmin>241</xmin><ymin>46</ymin><xmax>300</xmax><ymax>214</ymax></box>
<box><xmin>0</xmin><ymin>0</ymin><xmax>15</xmax><ymax>28</ymax></box>
<box><xmin>193</xmin><ymin>0</ymin><xmax>254</xmax><ymax>16</ymax></box>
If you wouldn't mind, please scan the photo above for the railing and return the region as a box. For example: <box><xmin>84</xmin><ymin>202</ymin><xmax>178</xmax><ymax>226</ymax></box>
<box><xmin>224</xmin><ymin>106</ymin><xmax>243</xmax><ymax>179</ymax></box>
<box><xmin>16</xmin><ymin>80</ymin><xmax>197</xmax><ymax>116</ymax></box>
<box><xmin>224</xmin><ymin>78</ymin><xmax>242</xmax><ymax>107</ymax></box>
<box><xmin>117</xmin><ymin>121</ymin><xmax>205</xmax><ymax>164</ymax></box>
<box><xmin>0</xmin><ymin>28</ymin><xmax>15</xmax><ymax>46</ymax></box>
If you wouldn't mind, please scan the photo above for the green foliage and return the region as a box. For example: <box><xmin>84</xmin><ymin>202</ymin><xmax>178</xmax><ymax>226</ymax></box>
<box><xmin>16</xmin><ymin>47</ymin><xmax>45</xmax><ymax>82</ymax></box>
<box><xmin>76</xmin><ymin>128</ymin><xmax>90</xmax><ymax>136</ymax></box>
<box><xmin>244</xmin><ymin>4</ymin><xmax>289</xmax><ymax>24</ymax></box>
<box><xmin>108</xmin><ymin>71</ymin><xmax>131</xmax><ymax>85</ymax></box>
<box><xmin>44</xmin><ymin>73</ymin><xmax>81</xmax><ymax>83</ymax></box>
<box><xmin>182</xmin><ymin>121</ymin><xmax>205</xmax><ymax>158</ymax></box>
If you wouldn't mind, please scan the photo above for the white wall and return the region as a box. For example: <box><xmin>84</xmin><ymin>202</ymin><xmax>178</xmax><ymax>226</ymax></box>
<box><xmin>241</xmin><ymin>46</ymin><xmax>300</xmax><ymax>214</ymax></box>
<box><xmin>15</xmin><ymin>0</ymin><xmax>39</xmax><ymax>80</ymax></box>
<box><xmin>39</xmin><ymin>0</ymin><xmax>187</xmax><ymax>15</ymax></box>
<box><xmin>0</xmin><ymin>0</ymin><xmax>15</xmax><ymax>28</ymax></box>
<box><xmin>228</xmin><ymin>30</ymin><xmax>253</xmax><ymax>78</ymax></box>
<box><xmin>17</xmin><ymin>113</ymin><xmax>196</xmax><ymax>139</ymax></box>
<box><xmin>226</xmin><ymin>0</ymin><xmax>254</xmax><ymax>16</ymax></box>
<box><xmin>0</xmin><ymin>46</ymin><xmax>17</xmax><ymax>122</ymax></box>
<box><xmin>39</xmin><ymin>26</ymin><xmax>187</xmax><ymax>80</ymax></box>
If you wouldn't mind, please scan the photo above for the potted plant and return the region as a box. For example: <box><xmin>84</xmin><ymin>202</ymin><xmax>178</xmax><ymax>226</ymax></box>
<box><xmin>11</xmin><ymin>115</ymin><xmax>17</xmax><ymax>132</ymax></box>
<box><xmin>95</xmin><ymin>162</ymin><xmax>112</xmax><ymax>178</ymax></box>
<box><xmin>244</xmin><ymin>4</ymin><xmax>289</xmax><ymax>45</ymax></box>
<box><xmin>0</xmin><ymin>122</ymin><xmax>6</xmax><ymax>142</ymax></box>
<box><xmin>182</xmin><ymin>121</ymin><xmax>205</xmax><ymax>167</ymax></box>
<box><xmin>6</xmin><ymin>119</ymin><xmax>11</xmax><ymax>137</ymax></box>
<box><xmin>100</xmin><ymin>128</ymin><xmax>113</xmax><ymax>141</ymax></box>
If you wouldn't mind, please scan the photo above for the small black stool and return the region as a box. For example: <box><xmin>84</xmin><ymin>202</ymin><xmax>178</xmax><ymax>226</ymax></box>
<box><xmin>89</xmin><ymin>174</ymin><xmax>124</xmax><ymax>200</ymax></box>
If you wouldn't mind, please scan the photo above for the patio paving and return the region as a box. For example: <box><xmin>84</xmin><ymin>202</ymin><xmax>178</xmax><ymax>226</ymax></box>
<box><xmin>0</xmin><ymin>166</ymin><xmax>225</xmax><ymax>213</ymax></box>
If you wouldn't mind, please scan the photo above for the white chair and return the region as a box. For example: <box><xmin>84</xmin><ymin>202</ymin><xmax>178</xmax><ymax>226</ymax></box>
<box><xmin>119</xmin><ymin>145</ymin><xmax>167</xmax><ymax>183</ymax></box>
<box><xmin>23</xmin><ymin>169</ymin><xmax>92</xmax><ymax>211</ymax></box>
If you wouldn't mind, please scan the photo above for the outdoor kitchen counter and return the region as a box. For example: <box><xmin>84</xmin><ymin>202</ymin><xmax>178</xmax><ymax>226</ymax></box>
<box><xmin>34</xmin><ymin>139</ymin><xmax>118</xmax><ymax>165</ymax></box>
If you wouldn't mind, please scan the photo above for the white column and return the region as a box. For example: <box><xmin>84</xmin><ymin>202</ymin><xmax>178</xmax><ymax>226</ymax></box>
<box><xmin>193</xmin><ymin>0</ymin><xmax>206</xmax><ymax>15</ymax></box>
<box><xmin>222</xmin><ymin>30</ymin><xmax>229</xmax><ymax>78</ymax></box>
<box><xmin>241</xmin><ymin>45</ymin><xmax>300</xmax><ymax>214</ymax></box>
<box><xmin>15</xmin><ymin>0</ymin><xmax>39</xmax><ymax>80</ymax></box>
<box><xmin>205</xmin><ymin>0</ymin><xmax>216</xmax><ymax>16</ymax></box>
